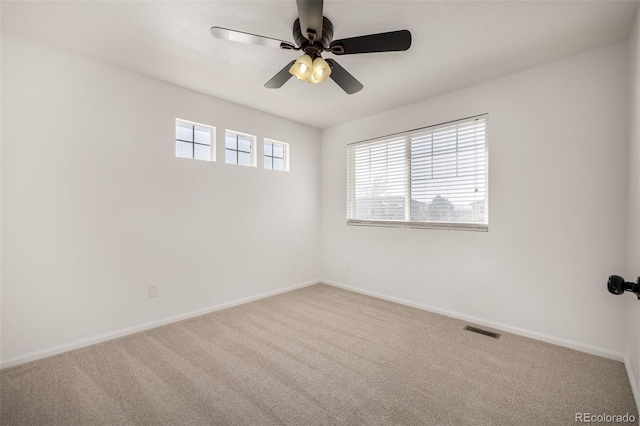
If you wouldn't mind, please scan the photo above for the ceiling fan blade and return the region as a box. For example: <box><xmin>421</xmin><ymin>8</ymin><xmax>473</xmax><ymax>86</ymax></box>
<box><xmin>296</xmin><ymin>0</ymin><xmax>324</xmax><ymax>40</ymax></box>
<box><xmin>265</xmin><ymin>60</ymin><xmax>296</xmax><ymax>89</ymax></box>
<box><xmin>330</xmin><ymin>30</ymin><xmax>411</xmax><ymax>55</ymax></box>
<box><xmin>325</xmin><ymin>59</ymin><xmax>363</xmax><ymax>94</ymax></box>
<box><xmin>211</xmin><ymin>27</ymin><xmax>292</xmax><ymax>49</ymax></box>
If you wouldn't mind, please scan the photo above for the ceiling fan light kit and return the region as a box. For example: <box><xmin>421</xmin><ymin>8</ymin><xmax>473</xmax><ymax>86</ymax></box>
<box><xmin>211</xmin><ymin>0</ymin><xmax>411</xmax><ymax>94</ymax></box>
<box><xmin>290</xmin><ymin>55</ymin><xmax>331</xmax><ymax>83</ymax></box>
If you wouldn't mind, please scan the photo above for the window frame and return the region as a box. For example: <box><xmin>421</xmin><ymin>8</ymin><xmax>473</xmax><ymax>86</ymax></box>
<box><xmin>175</xmin><ymin>119</ymin><xmax>216</xmax><ymax>162</ymax></box>
<box><xmin>225</xmin><ymin>129</ymin><xmax>257</xmax><ymax>167</ymax></box>
<box><xmin>263</xmin><ymin>138</ymin><xmax>290</xmax><ymax>172</ymax></box>
<box><xmin>346</xmin><ymin>114</ymin><xmax>489</xmax><ymax>232</ymax></box>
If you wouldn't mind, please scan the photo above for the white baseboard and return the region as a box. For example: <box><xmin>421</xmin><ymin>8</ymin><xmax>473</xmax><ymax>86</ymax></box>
<box><xmin>625</xmin><ymin>355</ymin><xmax>640</xmax><ymax>411</ymax></box>
<box><xmin>1</xmin><ymin>280</ymin><xmax>320</xmax><ymax>369</ymax></box>
<box><xmin>321</xmin><ymin>279</ymin><xmax>626</xmax><ymax>362</ymax></box>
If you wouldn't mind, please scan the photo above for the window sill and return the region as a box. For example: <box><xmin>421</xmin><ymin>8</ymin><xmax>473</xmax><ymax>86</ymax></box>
<box><xmin>347</xmin><ymin>219</ymin><xmax>488</xmax><ymax>232</ymax></box>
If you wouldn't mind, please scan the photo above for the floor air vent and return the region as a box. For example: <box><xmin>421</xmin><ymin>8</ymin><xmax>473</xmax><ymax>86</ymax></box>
<box><xmin>464</xmin><ymin>325</ymin><xmax>501</xmax><ymax>339</ymax></box>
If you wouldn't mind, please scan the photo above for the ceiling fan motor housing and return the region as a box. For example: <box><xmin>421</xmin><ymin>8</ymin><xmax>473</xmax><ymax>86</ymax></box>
<box><xmin>293</xmin><ymin>17</ymin><xmax>334</xmax><ymax>56</ymax></box>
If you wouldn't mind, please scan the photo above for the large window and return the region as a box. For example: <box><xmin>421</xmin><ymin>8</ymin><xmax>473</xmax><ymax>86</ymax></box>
<box><xmin>175</xmin><ymin>119</ymin><xmax>215</xmax><ymax>161</ymax></box>
<box><xmin>225</xmin><ymin>130</ymin><xmax>256</xmax><ymax>167</ymax></box>
<box><xmin>264</xmin><ymin>139</ymin><xmax>289</xmax><ymax>172</ymax></box>
<box><xmin>347</xmin><ymin>115</ymin><xmax>488</xmax><ymax>231</ymax></box>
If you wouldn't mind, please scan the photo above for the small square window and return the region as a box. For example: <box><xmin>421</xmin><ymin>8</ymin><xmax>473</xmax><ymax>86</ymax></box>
<box><xmin>175</xmin><ymin>119</ymin><xmax>215</xmax><ymax>161</ymax></box>
<box><xmin>225</xmin><ymin>130</ymin><xmax>256</xmax><ymax>167</ymax></box>
<box><xmin>264</xmin><ymin>139</ymin><xmax>289</xmax><ymax>172</ymax></box>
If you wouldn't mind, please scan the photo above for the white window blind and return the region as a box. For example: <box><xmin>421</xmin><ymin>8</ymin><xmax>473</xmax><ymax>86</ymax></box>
<box><xmin>347</xmin><ymin>115</ymin><xmax>488</xmax><ymax>231</ymax></box>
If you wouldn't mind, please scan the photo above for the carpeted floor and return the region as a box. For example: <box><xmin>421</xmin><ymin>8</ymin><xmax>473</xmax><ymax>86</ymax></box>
<box><xmin>1</xmin><ymin>284</ymin><xmax>637</xmax><ymax>425</ymax></box>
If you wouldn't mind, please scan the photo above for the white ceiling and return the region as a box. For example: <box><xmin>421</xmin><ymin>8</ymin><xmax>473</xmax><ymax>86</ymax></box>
<box><xmin>2</xmin><ymin>1</ymin><xmax>638</xmax><ymax>129</ymax></box>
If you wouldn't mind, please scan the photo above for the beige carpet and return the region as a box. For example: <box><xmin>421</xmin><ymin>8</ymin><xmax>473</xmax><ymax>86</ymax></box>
<box><xmin>1</xmin><ymin>284</ymin><xmax>637</xmax><ymax>425</ymax></box>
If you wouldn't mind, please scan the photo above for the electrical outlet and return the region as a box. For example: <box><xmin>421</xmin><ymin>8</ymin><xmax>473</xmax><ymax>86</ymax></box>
<box><xmin>149</xmin><ymin>284</ymin><xmax>159</xmax><ymax>298</ymax></box>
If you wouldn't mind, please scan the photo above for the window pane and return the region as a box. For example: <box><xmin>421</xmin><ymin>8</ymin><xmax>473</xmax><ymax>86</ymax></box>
<box><xmin>225</xmin><ymin>149</ymin><xmax>237</xmax><ymax>164</ymax></box>
<box><xmin>194</xmin><ymin>144</ymin><xmax>211</xmax><ymax>161</ymax></box>
<box><xmin>273</xmin><ymin>143</ymin><xmax>284</xmax><ymax>158</ymax></box>
<box><xmin>176</xmin><ymin>141</ymin><xmax>193</xmax><ymax>158</ymax></box>
<box><xmin>238</xmin><ymin>135</ymin><xmax>252</xmax><ymax>152</ymax></box>
<box><xmin>273</xmin><ymin>158</ymin><xmax>284</xmax><ymax>171</ymax></box>
<box><xmin>176</xmin><ymin>122</ymin><xmax>193</xmax><ymax>142</ymax></box>
<box><xmin>352</xmin><ymin>139</ymin><xmax>407</xmax><ymax>221</ymax></box>
<box><xmin>194</xmin><ymin>126</ymin><xmax>211</xmax><ymax>145</ymax></box>
<box><xmin>264</xmin><ymin>142</ymin><xmax>273</xmax><ymax>156</ymax></box>
<box><xmin>225</xmin><ymin>134</ymin><xmax>237</xmax><ymax>150</ymax></box>
<box><xmin>264</xmin><ymin>156</ymin><xmax>273</xmax><ymax>169</ymax></box>
<box><xmin>238</xmin><ymin>152</ymin><xmax>251</xmax><ymax>166</ymax></box>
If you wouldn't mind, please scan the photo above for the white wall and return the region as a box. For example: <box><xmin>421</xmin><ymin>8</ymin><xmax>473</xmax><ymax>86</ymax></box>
<box><xmin>1</xmin><ymin>35</ymin><xmax>320</xmax><ymax>364</ymax></box>
<box><xmin>627</xmin><ymin>3</ymin><xmax>640</xmax><ymax>401</ymax></box>
<box><xmin>320</xmin><ymin>42</ymin><xmax>629</xmax><ymax>357</ymax></box>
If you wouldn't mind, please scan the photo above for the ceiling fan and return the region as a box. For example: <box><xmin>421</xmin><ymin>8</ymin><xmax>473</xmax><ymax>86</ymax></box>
<box><xmin>211</xmin><ymin>0</ymin><xmax>411</xmax><ymax>94</ymax></box>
